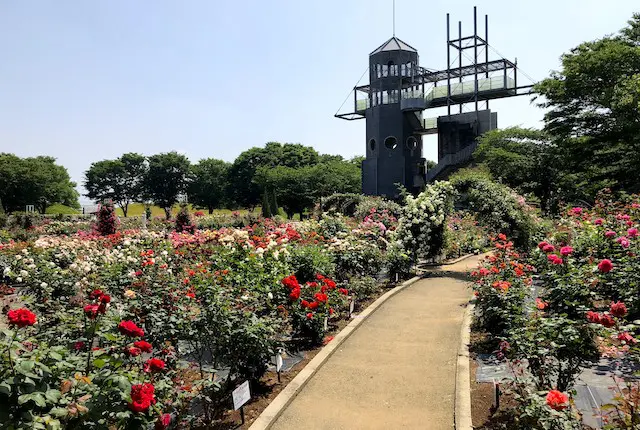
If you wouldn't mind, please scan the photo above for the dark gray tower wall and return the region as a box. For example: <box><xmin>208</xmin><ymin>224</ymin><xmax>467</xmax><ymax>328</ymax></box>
<box><xmin>362</xmin><ymin>41</ymin><xmax>425</xmax><ymax>198</ymax></box>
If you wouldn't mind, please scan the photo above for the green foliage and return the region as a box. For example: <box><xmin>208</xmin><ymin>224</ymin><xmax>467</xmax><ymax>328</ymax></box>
<box><xmin>533</xmin><ymin>14</ymin><xmax>640</xmax><ymax>200</ymax></box>
<box><xmin>450</xmin><ymin>168</ymin><xmax>539</xmax><ymax>249</ymax></box>
<box><xmin>227</xmin><ymin>142</ymin><xmax>319</xmax><ymax>208</ymax></box>
<box><xmin>345</xmin><ymin>276</ymin><xmax>379</xmax><ymax>300</ymax></box>
<box><xmin>0</xmin><ymin>154</ymin><xmax>79</xmax><ymax>214</ymax></box>
<box><xmin>287</xmin><ymin>245</ymin><xmax>335</xmax><ymax>283</ymax></box>
<box><xmin>317</xmin><ymin>213</ymin><xmax>349</xmax><ymax>238</ymax></box>
<box><xmin>353</xmin><ymin>196</ymin><xmax>402</xmax><ymax>221</ymax></box>
<box><xmin>45</xmin><ymin>204</ymin><xmax>80</xmax><ymax>215</ymax></box>
<box><xmin>189</xmin><ymin>158</ymin><xmax>230</xmax><ymax>214</ymax></box>
<box><xmin>84</xmin><ymin>153</ymin><xmax>146</xmax><ymax>217</ymax></box>
<box><xmin>320</xmin><ymin>193</ymin><xmax>364</xmax><ymax>217</ymax></box>
<box><xmin>143</xmin><ymin>152</ymin><xmax>191</xmax><ymax>219</ymax></box>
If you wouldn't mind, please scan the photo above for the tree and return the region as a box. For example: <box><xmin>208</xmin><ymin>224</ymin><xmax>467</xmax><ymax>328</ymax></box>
<box><xmin>143</xmin><ymin>152</ymin><xmax>191</xmax><ymax>219</ymax></box>
<box><xmin>533</xmin><ymin>13</ymin><xmax>640</xmax><ymax>198</ymax></box>
<box><xmin>227</xmin><ymin>142</ymin><xmax>319</xmax><ymax>208</ymax></box>
<box><xmin>426</xmin><ymin>160</ymin><xmax>437</xmax><ymax>170</ymax></box>
<box><xmin>84</xmin><ymin>153</ymin><xmax>147</xmax><ymax>217</ymax></box>
<box><xmin>0</xmin><ymin>154</ymin><xmax>79</xmax><ymax>213</ymax></box>
<box><xmin>256</xmin><ymin>159</ymin><xmax>361</xmax><ymax>219</ymax></box>
<box><xmin>474</xmin><ymin>127</ymin><xmax>560</xmax><ymax>213</ymax></box>
<box><xmin>189</xmin><ymin>158</ymin><xmax>230</xmax><ymax>214</ymax></box>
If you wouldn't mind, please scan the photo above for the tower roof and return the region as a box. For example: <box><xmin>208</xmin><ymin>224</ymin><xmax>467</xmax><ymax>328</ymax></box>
<box><xmin>370</xmin><ymin>36</ymin><xmax>417</xmax><ymax>55</ymax></box>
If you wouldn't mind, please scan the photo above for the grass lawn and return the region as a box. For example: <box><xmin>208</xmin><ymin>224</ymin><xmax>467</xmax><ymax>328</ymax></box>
<box><xmin>114</xmin><ymin>203</ymin><xmax>254</xmax><ymax>218</ymax></box>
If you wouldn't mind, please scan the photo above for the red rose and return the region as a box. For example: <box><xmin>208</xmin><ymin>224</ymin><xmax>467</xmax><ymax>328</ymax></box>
<box><xmin>7</xmin><ymin>308</ymin><xmax>36</xmax><ymax>328</ymax></box>
<box><xmin>144</xmin><ymin>358</ymin><xmax>166</xmax><ymax>373</ymax></box>
<box><xmin>289</xmin><ymin>287</ymin><xmax>301</xmax><ymax>300</ymax></box>
<box><xmin>126</xmin><ymin>346</ymin><xmax>142</xmax><ymax>357</ymax></box>
<box><xmin>314</xmin><ymin>293</ymin><xmax>328</xmax><ymax>303</ymax></box>
<box><xmin>134</xmin><ymin>340</ymin><xmax>153</xmax><ymax>353</ymax></box>
<box><xmin>339</xmin><ymin>288</ymin><xmax>349</xmax><ymax>295</ymax></box>
<box><xmin>281</xmin><ymin>275</ymin><xmax>300</xmax><ymax>290</ymax></box>
<box><xmin>586</xmin><ymin>311</ymin><xmax>601</xmax><ymax>324</ymax></box>
<box><xmin>83</xmin><ymin>304</ymin><xmax>100</xmax><ymax>319</ymax></box>
<box><xmin>100</xmin><ymin>294</ymin><xmax>111</xmax><ymax>304</ymax></box>
<box><xmin>119</xmin><ymin>320</ymin><xmax>145</xmax><ymax>337</ymax></box>
<box><xmin>542</xmin><ymin>244</ymin><xmax>555</xmax><ymax>253</ymax></box>
<box><xmin>306</xmin><ymin>313</ymin><xmax>313</xmax><ymax>319</ymax></box>
<box><xmin>155</xmin><ymin>413</ymin><xmax>171</xmax><ymax>430</ymax></box>
<box><xmin>89</xmin><ymin>289</ymin><xmax>104</xmax><ymax>299</ymax></box>
<box><xmin>300</xmin><ymin>300</ymin><xmax>310</xmax><ymax>308</ymax></box>
<box><xmin>594</xmin><ymin>218</ymin><xmax>604</xmax><ymax>225</ymax></box>
<box><xmin>538</xmin><ymin>241</ymin><xmax>549</xmax><ymax>250</ymax></box>
<box><xmin>610</xmin><ymin>301</ymin><xmax>627</xmax><ymax>318</ymax></box>
<box><xmin>627</xmin><ymin>228</ymin><xmax>639</xmax><ymax>238</ymax></box>
<box><xmin>599</xmin><ymin>314</ymin><xmax>616</xmax><ymax>328</ymax></box>
<box><xmin>598</xmin><ymin>259</ymin><xmax>614</xmax><ymax>273</ymax></box>
<box><xmin>617</xmin><ymin>332</ymin><xmax>637</xmax><ymax>344</ymax></box>
<box><xmin>323</xmin><ymin>279</ymin><xmax>336</xmax><ymax>289</ymax></box>
<box><xmin>605</xmin><ymin>230</ymin><xmax>617</xmax><ymax>238</ymax></box>
<box><xmin>308</xmin><ymin>301</ymin><xmax>319</xmax><ymax>310</ymax></box>
<box><xmin>546</xmin><ymin>390</ymin><xmax>568</xmax><ymax>410</ymax></box>
<box><xmin>129</xmin><ymin>383</ymin><xmax>156</xmax><ymax>413</ymax></box>
<box><xmin>74</xmin><ymin>341</ymin><xmax>85</xmax><ymax>351</ymax></box>
<box><xmin>560</xmin><ymin>246</ymin><xmax>573</xmax><ymax>256</ymax></box>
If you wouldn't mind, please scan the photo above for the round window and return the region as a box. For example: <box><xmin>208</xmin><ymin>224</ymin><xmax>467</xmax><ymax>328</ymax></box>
<box><xmin>369</xmin><ymin>139</ymin><xmax>376</xmax><ymax>151</ymax></box>
<box><xmin>384</xmin><ymin>136</ymin><xmax>398</xmax><ymax>150</ymax></box>
<box><xmin>406</xmin><ymin>136</ymin><xmax>418</xmax><ymax>150</ymax></box>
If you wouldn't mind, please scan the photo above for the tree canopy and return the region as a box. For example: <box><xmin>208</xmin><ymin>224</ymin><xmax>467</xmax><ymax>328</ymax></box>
<box><xmin>533</xmin><ymin>13</ymin><xmax>640</xmax><ymax>198</ymax></box>
<box><xmin>143</xmin><ymin>152</ymin><xmax>191</xmax><ymax>219</ymax></box>
<box><xmin>189</xmin><ymin>158</ymin><xmax>230</xmax><ymax>214</ymax></box>
<box><xmin>84</xmin><ymin>153</ymin><xmax>146</xmax><ymax>217</ymax></box>
<box><xmin>0</xmin><ymin>154</ymin><xmax>79</xmax><ymax>213</ymax></box>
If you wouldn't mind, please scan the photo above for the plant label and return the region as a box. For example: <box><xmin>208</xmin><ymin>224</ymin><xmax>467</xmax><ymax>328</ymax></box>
<box><xmin>276</xmin><ymin>352</ymin><xmax>283</xmax><ymax>373</ymax></box>
<box><xmin>323</xmin><ymin>317</ymin><xmax>328</xmax><ymax>331</ymax></box>
<box><xmin>349</xmin><ymin>297</ymin><xmax>355</xmax><ymax>316</ymax></box>
<box><xmin>232</xmin><ymin>380</ymin><xmax>250</xmax><ymax>410</ymax></box>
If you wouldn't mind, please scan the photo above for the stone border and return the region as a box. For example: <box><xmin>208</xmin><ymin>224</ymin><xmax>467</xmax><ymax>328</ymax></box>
<box><xmin>454</xmin><ymin>300</ymin><xmax>474</xmax><ymax>430</ymax></box>
<box><xmin>248</xmin><ymin>275</ymin><xmax>423</xmax><ymax>430</ymax></box>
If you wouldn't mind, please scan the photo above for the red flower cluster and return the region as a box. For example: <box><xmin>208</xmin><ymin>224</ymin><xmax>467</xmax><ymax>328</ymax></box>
<box><xmin>546</xmin><ymin>390</ymin><xmax>569</xmax><ymax>410</ymax></box>
<box><xmin>609</xmin><ymin>301</ymin><xmax>627</xmax><ymax>317</ymax></box>
<box><xmin>134</xmin><ymin>340</ymin><xmax>153</xmax><ymax>353</ymax></box>
<box><xmin>84</xmin><ymin>290</ymin><xmax>111</xmax><ymax>319</ymax></box>
<box><xmin>491</xmin><ymin>280</ymin><xmax>511</xmax><ymax>292</ymax></box>
<box><xmin>617</xmin><ymin>332</ymin><xmax>638</xmax><ymax>344</ymax></box>
<box><xmin>144</xmin><ymin>358</ymin><xmax>166</xmax><ymax>373</ymax></box>
<box><xmin>560</xmin><ymin>246</ymin><xmax>573</xmax><ymax>256</ymax></box>
<box><xmin>597</xmin><ymin>259</ymin><xmax>614</xmax><ymax>273</ymax></box>
<box><xmin>535</xmin><ymin>298</ymin><xmax>548</xmax><ymax>310</ymax></box>
<box><xmin>586</xmin><ymin>311</ymin><xmax>616</xmax><ymax>328</ymax></box>
<box><xmin>7</xmin><ymin>308</ymin><xmax>36</xmax><ymax>328</ymax></box>
<box><xmin>155</xmin><ymin>413</ymin><xmax>171</xmax><ymax>430</ymax></box>
<box><xmin>547</xmin><ymin>254</ymin><xmax>564</xmax><ymax>265</ymax></box>
<box><xmin>129</xmin><ymin>383</ymin><xmax>156</xmax><ymax>413</ymax></box>
<box><xmin>119</xmin><ymin>320</ymin><xmax>145</xmax><ymax>337</ymax></box>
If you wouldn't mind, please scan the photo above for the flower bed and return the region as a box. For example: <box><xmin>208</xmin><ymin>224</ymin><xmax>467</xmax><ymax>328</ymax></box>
<box><xmin>471</xmin><ymin>193</ymin><xmax>640</xmax><ymax>429</ymax></box>
<box><xmin>0</xmin><ymin>212</ymin><xmax>400</xmax><ymax>428</ymax></box>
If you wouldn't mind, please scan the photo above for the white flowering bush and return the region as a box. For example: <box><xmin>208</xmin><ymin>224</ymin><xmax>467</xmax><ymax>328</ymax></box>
<box><xmin>393</xmin><ymin>181</ymin><xmax>456</xmax><ymax>262</ymax></box>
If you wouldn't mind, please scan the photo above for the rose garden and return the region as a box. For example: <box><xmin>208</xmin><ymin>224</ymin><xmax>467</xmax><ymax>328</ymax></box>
<box><xmin>1</xmin><ymin>10</ymin><xmax>640</xmax><ymax>430</ymax></box>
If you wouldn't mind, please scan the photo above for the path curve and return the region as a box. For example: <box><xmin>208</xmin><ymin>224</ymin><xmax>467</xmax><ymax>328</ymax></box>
<box><xmin>270</xmin><ymin>255</ymin><xmax>483</xmax><ymax>430</ymax></box>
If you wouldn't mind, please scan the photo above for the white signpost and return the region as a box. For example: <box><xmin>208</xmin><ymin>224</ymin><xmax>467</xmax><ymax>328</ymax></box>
<box><xmin>276</xmin><ymin>349</ymin><xmax>284</xmax><ymax>382</ymax></box>
<box><xmin>25</xmin><ymin>205</ymin><xmax>35</xmax><ymax>213</ymax></box>
<box><xmin>232</xmin><ymin>380</ymin><xmax>251</xmax><ymax>424</ymax></box>
<box><xmin>349</xmin><ymin>297</ymin><xmax>355</xmax><ymax>318</ymax></box>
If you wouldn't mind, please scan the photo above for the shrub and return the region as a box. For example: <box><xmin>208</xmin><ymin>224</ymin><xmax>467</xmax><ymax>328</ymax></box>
<box><xmin>346</xmin><ymin>276</ymin><xmax>379</xmax><ymax>300</ymax></box>
<box><xmin>330</xmin><ymin>235</ymin><xmax>384</xmax><ymax>281</ymax></box>
<box><xmin>94</xmin><ymin>201</ymin><xmax>117</xmax><ymax>235</ymax></box>
<box><xmin>320</xmin><ymin>193</ymin><xmax>363</xmax><ymax>217</ymax></box>
<box><xmin>175</xmin><ymin>204</ymin><xmax>195</xmax><ymax>233</ymax></box>
<box><xmin>393</xmin><ymin>181</ymin><xmax>455</xmax><ymax>262</ymax></box>
<box><xmin>287</xmin><ymin>245</ymin><xmax>335</xmax><ymax>283</ymax></box>
<box><xmin>450</xmin><ymin>168</ymin><xmax>539</xmax><ymax>249</ymax></box>
<box><xmin>354</xmin><ymin>196</ymin><xmax>402</xmax><ymax>221</ymax></box>
<box><xmin>317</xmin><ymin>213</ymin><xmax>349</xmax><ymax>238</ymax></box>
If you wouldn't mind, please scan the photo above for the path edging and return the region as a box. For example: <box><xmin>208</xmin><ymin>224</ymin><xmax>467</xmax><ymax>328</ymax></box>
<box><xmin>248</xmin><ymin>275</ymin><xmax>422</xmax><ymax>430</ymax></box>
<box><xmin>422</xmin><ymin>252</ymin><xmax>478</xmax><ymax>267</ymax></box>
<box><xmin>454</xmin><ymin>300</ymin><xmax>474</xmax><ymax>430</ymax></box>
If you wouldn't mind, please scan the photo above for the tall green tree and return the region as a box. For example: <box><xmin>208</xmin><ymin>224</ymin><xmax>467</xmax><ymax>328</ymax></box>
<box><xmin>534</xmin><ymin>13</ymin><xmax>640</xmax><ymax>198</ymax></box>
<box><xmin>474</xmin><ymin>127</ymin><xmax>560</xmax><ymax>213</ymax></box>
<box><xmin>143</xmin><ymin>152</ymin><xmax>191</xmax><ymax>219</ymax></box>
<box><xmin>227</xmin><ymin>142</ymin><xmax>319</xmax><ymax>208</ymax></box>
<box><xmin>84</xmin><ymin>153</ymin><xmax>147</xmax><ymax>217</ymax></box>
<box><xmin>188</xmin><ymin>158</ymin><xmax>230</xmax><ymax>214</ymax></box>
<box><xmin>0</xmin><ymin>154</ymin><xmax>78</xmax><ymax>213</ymax></box>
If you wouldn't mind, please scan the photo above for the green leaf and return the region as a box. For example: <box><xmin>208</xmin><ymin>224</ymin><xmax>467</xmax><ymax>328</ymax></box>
<box><xmin>92</xmin><ymin>358</ymin><xmax>106</xmax><ymax>369</ymax></box>
<box><xmin>0</xmin><ymin>382</ymin><xmax>11</xmax><ymax>396</ymax></box>
<box><xmin>48</xmin><ymin>352</ymin><xmax>62</xmax><ymax>361</ymax></box>
<box><xmin>19</xmin><ymin>360</ymin><xmax>35</xmax><ymax>372</ymax></box>
<box><xmin>49</xmin><ymin>407</ymin><xmax>68</xmax><ymax>418</ymax></box>
<box><xmin>45</xmin><ymin>389</ymin><xmax>61</xmax><ymax>404</ymax></box>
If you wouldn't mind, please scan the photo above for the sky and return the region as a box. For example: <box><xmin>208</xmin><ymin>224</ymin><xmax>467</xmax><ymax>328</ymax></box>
<box><xmin>0</xmin><ymin>1</ymin><xmax>638</xmax><ymax>203</ymax></box>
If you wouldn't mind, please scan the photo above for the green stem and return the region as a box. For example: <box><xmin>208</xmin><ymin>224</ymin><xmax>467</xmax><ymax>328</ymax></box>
<box><xmin>5</xmin><ymin>331</ymin><xmax>18</xmax><ymax>375</ymax></box>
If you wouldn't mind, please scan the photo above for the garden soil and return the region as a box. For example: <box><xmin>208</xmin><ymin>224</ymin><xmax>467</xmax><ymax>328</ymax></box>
<box><xmin>270</xmin><ymin>255</ymin><xmax>483</xmax><ymax>430</ymax></box>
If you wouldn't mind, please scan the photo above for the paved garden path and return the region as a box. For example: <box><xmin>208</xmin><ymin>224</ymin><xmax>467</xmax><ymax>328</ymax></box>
<box><xmin>270</xmin><ymin>255</ymin><xmax>483</xmax><ymax>430</ymax></box>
